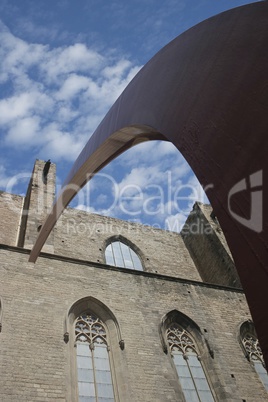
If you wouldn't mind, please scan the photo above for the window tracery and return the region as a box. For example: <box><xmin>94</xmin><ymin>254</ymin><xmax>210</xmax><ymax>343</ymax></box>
<box><xmin>75</xmin><ymin>313</ymin><xmax>115</xmax><ymax>402</ymax></box>
<box><xmin>167</xmin><ymin>325</ymin><xmax>198</xmax><ymax>356</ymax></box>
<box><xmin>242</xmin><ymin>332</ymin><xmax>268</xmax><ymax>392</ymax></box>
<box><xmin>166</xmin><ymin>323</ymin><xmax>215</xmax><ymax>402</ymax></box>
<box><xmin>75</xmin><ymin>314</ymin><xmax>108</xmax><ymax>346</ymax></box>
<box><xmin>242</xmin><ymin>333</ymin><xmax>264</xmax><ymax>363</ymax></box>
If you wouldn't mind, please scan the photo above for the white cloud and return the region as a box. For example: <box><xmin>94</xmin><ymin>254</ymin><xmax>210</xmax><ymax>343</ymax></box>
<box><xmin>0</xmin><ymin>93</ymin><xmax>37</xmax><ymax>125</ymax></box>
<box><xmin>0</xmin><ymin>29</ymin><xmax>46</xmax><ymax>84</ymax></box>
<box><xmin>56</xmin><ymin>74</ymin><xmax>90</xmax><ymax>100</ymax></box>
<box><xmin>56</xmin><ymin>105</ymin><xmax>79</xmax><ymax>124</ymax></box>
<box><xmin>6</xmin><ymin>116</ymin><xmax>41</xmax><ymax>146</ymax></box>
<box><xmin>102</xmin><ymin>59</ymin><xmax>132</xmax><ymax>79</ymax></box>
<box><xmin>186</xmin><ymin>174</ymin><xmax>209</xmax><ymax>209</ymax></box>
<box><xmin>117</xmin><ymin>165</ymin><xmax>168</xmax><ymax>196</ymax></box>
<box><xmin>0</xmin><ymin>164</ymin><xmax>32</xmax><ymax>196</ymax></box>
<box><xmin>116</xmin><ymin>140</ymin><xmax>189</xmax><ymax>170</ymax></box>
<box><xmin>41</xmin><ymin>124</ymin><xmax>87</xmax><ymax>161</ymax></box>
<box><xmin>165</xmin><ymin>212</ymin><xmax>188</xmax><ymax>233</ymax></box>
<box><xmin>0</xmin><ymin>17</ymin><xmax>208</xmax><ymax>229</ymax></box>
<box><xmin>0</xmin><ymin>22</ymin><xmax>142</xmax><ymax>162</ymax></box>
<box><xmin>42</xmin><ymin>43</ymin><xmax>104</xmax><ymax>83</ymax></box>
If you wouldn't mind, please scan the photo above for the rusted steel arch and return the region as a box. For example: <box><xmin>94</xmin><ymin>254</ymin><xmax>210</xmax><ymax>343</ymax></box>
<box><xmin>30</xmin><ymin>3</ymin><xmax>268</xmax><ymax>366</ymax></box>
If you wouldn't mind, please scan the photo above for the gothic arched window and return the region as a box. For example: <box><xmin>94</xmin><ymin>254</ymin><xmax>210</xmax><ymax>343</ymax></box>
<box><xmin>105</xmin><ymin>240</ymin><xmax>143</xmax><ymax>270</ymax></box>
<box><xmin>167</xmin><ymin>323</ymin><xmax>215</xmax><ymax>402</ymax></box>
<box><xmin>75</xmin><ymin>313</ymin><xmax>115</xmax><ymax>402</ymax></box>
<box><xmin>241</xmin><ymin>325</ymin><xmax>268</xmax><ymax>392</ymax></box>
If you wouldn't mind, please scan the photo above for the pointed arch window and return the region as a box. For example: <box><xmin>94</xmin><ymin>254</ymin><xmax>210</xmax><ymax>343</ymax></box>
<box><xmin>167</xmin><ymin>323</ymin><xmax>215</xmax><ymax>402</ymax></box>
<box><xmin>75</xmin><ymin>313</ymin><xmax>115</xmax><ymax>402</ymax></box>
<box><xmin>242</xmin><ymin>331</ymin><xmax>268</xmax><ymax>391</ymax></box>
<box><xmin>105</xmin><ymin>240</ymin><xmax>143</xmax><ymax>270</ymax></box>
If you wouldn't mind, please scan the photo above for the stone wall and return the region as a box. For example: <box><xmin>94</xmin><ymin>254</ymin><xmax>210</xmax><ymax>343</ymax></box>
<box><xmin>182</xmin><ymin>202</ymin><xmax>242</xmax><ymax>288</ymax></box>
<box><xmin>0</xmin><ymin>247</ymin><xmax>266</xmax><ymax>402</ymax></box>
<box><xmin>19</xmin><ymin>159</ymin><xmax>56</xmax><ymax>253</ymax></box>
<box><xmin>0</xmin><ymin>160</ymin><xmax>266</xmax><ymax>402</ymax></box>
<box><xmin>0</xmin><ymin>192</ymin><xmax>23</xmax><ymax>246</ymax></box>
<box><xmin>53</xmin><ymin>208</ymin><xmax>201</xmax><ymax>281</ymax></box>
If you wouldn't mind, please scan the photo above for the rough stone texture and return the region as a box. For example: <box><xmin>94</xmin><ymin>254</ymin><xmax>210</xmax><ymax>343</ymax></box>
<box><xmin>0</xmin><ymin>160</ymin><xmax>267</xmax><ymax>401</ymax></box>
<box><xmin>20</xmin><ymin>159</ymin><xmax>56</xmax><ymax>253</ymax></box>
<box><xmin>53</xmin><ymin>208</ymin><xmax>201</xmax><ymax>281</ymax></box>
<box><xmin>182</xmin><ymin>202</ymin><xmax>242</xmax><ymax>288</ymax></box>
<box><xmin>0</xmin><ymin>192</ymin><xmax>23</xmax><ymax>246</ymax></box>
<box><xmin>197</xmin><ymin>203</ymin><xmax>234</xmax><ymax>260</ymax></box>
<box><xmin>0</xmin><ymin>247</ymin><xmax>267</xmax><ymax>402</ymax></box>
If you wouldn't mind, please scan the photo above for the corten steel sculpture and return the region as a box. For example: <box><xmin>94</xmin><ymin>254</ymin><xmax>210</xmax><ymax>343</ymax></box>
<box><xmin>30</xmin><ymin>2</ymin><xmax>268</xmax><ymax>367</ymax></box>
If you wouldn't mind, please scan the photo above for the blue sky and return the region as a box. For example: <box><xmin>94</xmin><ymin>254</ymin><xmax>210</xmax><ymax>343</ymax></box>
<box><xmin>0</xmin><ymin>0</ymin><xmax>261</xmax><ymax>232</ymax></box>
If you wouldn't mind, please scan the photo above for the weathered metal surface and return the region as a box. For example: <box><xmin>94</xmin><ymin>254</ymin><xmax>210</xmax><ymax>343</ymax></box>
<box><xmin>29</xmin><ymin>3</ymin><xmax>268</xmax><ymax>367</ymax></box>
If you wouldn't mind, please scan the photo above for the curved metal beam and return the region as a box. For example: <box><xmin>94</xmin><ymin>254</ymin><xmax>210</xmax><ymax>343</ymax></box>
<box><xmin>29</xmin><ymin>3</ymin><xmax>268</xmax><ymax>366</ymax></box>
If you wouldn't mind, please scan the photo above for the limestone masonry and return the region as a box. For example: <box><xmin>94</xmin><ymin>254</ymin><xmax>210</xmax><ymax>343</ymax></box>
<box><xmin>0</xmin><ymin>160</ymin><xmax>267</xmax><ymax>401</ymax></box>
